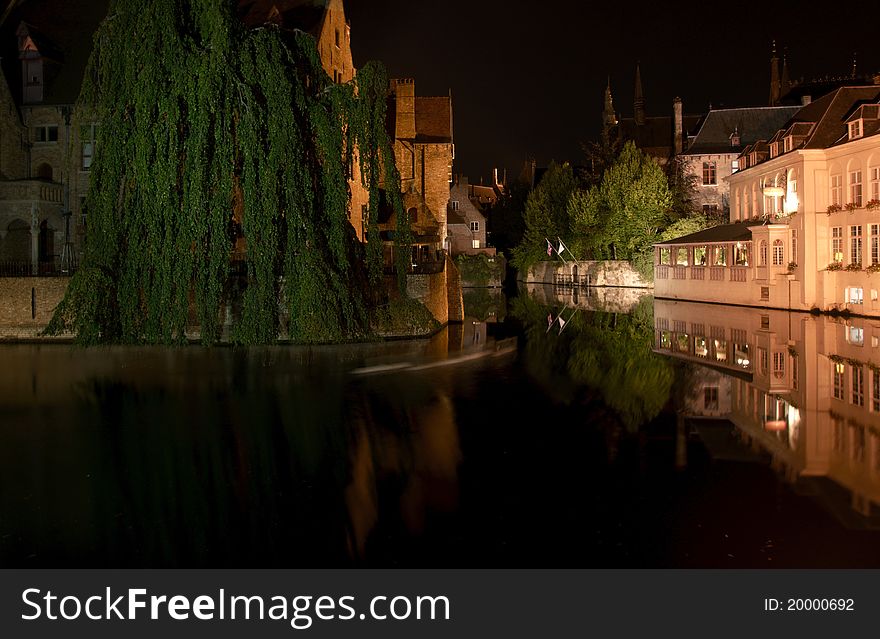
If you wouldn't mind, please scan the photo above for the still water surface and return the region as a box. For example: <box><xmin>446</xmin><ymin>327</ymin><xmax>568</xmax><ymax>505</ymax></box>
<box><xmin>2</xmin><ymin>286</ymin><xmax>880</xmax><ymax>567</ymax></box>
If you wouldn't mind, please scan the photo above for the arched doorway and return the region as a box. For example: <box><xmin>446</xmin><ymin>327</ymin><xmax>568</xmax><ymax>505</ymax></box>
<box><xmin>35</xmin><ymin>163</ymin><xmax>53</xmax><ymax>181</ymax></box>
<box><xmin>4</xmin><ymin>219</ymin><xmax>31</xmax><ymax>264</ymax></box>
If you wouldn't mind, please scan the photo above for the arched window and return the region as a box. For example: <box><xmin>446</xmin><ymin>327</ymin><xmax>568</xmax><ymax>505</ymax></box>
<box><xmin>772</xmin><ymin>239</ymin><xmax>784</xmax><ymax>266</ymax></box>
<box><xmin>759</xmin><ymin>240</ymin><xmax>768</xmax><ymax>266</ymax></box>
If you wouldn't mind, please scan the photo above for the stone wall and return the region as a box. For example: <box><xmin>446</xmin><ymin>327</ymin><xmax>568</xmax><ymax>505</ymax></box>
<box><xmin>0</xmin><ymin>276</ymin><xmax>69</xmax><ymax>339</ymax></box>
<box><xmin>404</xmin><ymin>258</ymin><xmax>464</xmax><ymax>325</ymax></box>
<box><xmin>446</xmin><ymin>256</ymin><xmax>463</xmax><ymax>322</ymax></box>
<box><xmin>522</xmin><ymin>260</ymin><xmax>652</xmax><ymax>289</ymax></box>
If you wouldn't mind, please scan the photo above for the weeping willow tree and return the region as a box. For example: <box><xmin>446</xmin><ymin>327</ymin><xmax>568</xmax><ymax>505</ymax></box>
<box><xmin>47</xmin><ymin>0</ymin><xmax>412</xmax><ymax>345</ymax></box>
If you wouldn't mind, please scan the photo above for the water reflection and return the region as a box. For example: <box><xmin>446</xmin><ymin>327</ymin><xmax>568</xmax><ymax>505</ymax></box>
<box><xmin>654</xmin><ymin>299</ymin><xmax>880</xmax><ymax>527</ymax></box>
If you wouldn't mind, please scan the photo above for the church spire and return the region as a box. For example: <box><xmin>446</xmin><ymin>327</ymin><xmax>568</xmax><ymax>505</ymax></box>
<box><xmin>781</xmin><ymin>49</ymin><xmax>791</xmax><ymax>97</ymax></box>
<box><xmin>634</xmin><ymin>63</ymin><xmax>645</xmax><ymax>126</ymax></box>
<box><xmin>603</xmin><ymin>76</ymin><xmax>618</xmax><ymax>129</ymax></box>
<box><xmin>769</xmin><ymin>40</ymin><xmax>781</xmax><ymax>106</ymax></box>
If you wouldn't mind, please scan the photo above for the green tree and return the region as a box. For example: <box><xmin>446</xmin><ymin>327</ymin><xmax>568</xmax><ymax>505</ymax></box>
<box><xmin>46</xmin><ymin>0</ymin><xmax>406</xmax><ymax>345</ymax></box>
<box><xmin>511</xmin><ymin>161</ymin><xmax>579</xmax><ymax>272</ymax></box>
<box><xmin>570</xmin><ymin>141</ymin><xmax>672</xmax><ymax>262</ymax></box>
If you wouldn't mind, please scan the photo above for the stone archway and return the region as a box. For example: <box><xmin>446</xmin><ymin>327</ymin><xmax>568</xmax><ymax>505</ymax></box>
<box><xmin>3</xmin><ymin>218</ymin><xmax>31</xmax><ymax>263</ymax></box>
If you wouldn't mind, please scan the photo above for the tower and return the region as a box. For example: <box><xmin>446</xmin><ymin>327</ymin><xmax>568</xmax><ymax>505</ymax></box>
<box><xmin>769</xmin><ymin>41</ymin><xmax>781</xmax><ymax>106</ymax></box>
<box><xmin>781</xmin><ymin>49</ymin><xmax>791</xmax><ymax>97</ymax></box>
<box><xmin>634</xmin><ymin>63</ymin><xmax>645</xmax><ymax>126</ymax></box>
<box><xmin>602</xmin><ymin>76</ymin><xmax>618</xmax><ymax>129</ymax></box>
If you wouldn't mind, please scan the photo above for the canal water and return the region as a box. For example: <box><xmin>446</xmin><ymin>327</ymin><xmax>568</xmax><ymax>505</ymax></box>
<box><xmin>2</xmin><ymin>285</ymin><xmax>880</xmax><ymax>568</ymax></box>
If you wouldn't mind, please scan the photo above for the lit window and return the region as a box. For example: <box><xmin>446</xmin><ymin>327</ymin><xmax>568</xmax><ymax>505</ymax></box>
<box><xmin>773</xmin><ymin>351</ymin><xmax>786</xmax><ymax>379</ymax></box>
<box><xmin>833</xmin><ymin>363</ymin><xmax>845</xmax><ymax>400</ymax></box>
<box><xmin>849</xmin><ymin>287</ymin><xmax>864</xmax><ymax>305</ymax></box>
<box><xmin>676</xmin><ymin>248</ymin><xmax>689</xmax><ymax>266</ymax></box>
<box><xmin>714</xmin><ymin>246</ymin><xmax>727</xmax><ymax>266</ymax></box>
<box><xmin>702</xmin><ymin>161</ymin><xmax>717</xmax><ymax>185</ymax></box>
<box><xmin>732</xmin><ymin>159</ymin><xmax>739</xmax><ymax>173</ymax></box>
<box><xmin>694</xmin><ymin>246</ymin><xmax>707</xmax><ymax>266</ymax></box>
<box><xmin>849</xmin><ymin>326</ymin><xmax>865</xmax><ymax>346</ymax></box>
<box><xmin>733</xmin><ymin>243</ymin><xmax>749</xmax><ymax>266</ymax></box>
<box><xmin>471</xmin><ymin>240</ymin><xmax>480</xmax><ymax>249</ymax></box>
<box><xmin>659</xmin><ymin>247</ymin><xmax>671</xmax><ymax>265</ymax></box>
<box><xmin>832</xmin><ymin>226</ymin><xmax>844</xmax><ymax>263</ymax></box>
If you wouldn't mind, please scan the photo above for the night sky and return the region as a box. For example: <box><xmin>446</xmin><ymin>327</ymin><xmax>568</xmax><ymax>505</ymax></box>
<box><xmin>346</xmin><ymin>0</ymin><xmax>880</xmax><ymax>184</ymax></box>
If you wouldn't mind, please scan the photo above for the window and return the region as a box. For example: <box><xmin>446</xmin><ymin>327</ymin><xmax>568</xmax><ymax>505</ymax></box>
<box><xmin>773</xmin><ymin>351</ymin><xmax>786</xmax><ymax>379</ymax></box>
<box><xmin>472</xmin><ymin>240</ymin><xmax>481</xmax><ymax>249</ymax></box>
<box><xmin>714</xmin><ymin>339</ymin><xmax>728</xmax><ymax>363</ymax></box>
<box><xmin>833</xmin><ymin>363</ymin><xmax>845</xmax><ymax>400</ymax></box>
<box><xmin>469</xmin><ymin>221</ymin><xmax>480</xmax><ymax>232</ymax></box>
<box><xmin>732</xmin><ymin>159</ymin><xmax>739</xmax><ymax>173</ymax></box>
<box><xmin>676</xmin><ymin>248</ymin><xmax>689</xmax><ymax>266</ymax></box>
<box><xmin>783</xmin><ymin>136</ymin><xmax>793</xmax><ymax>153</ymax></box>
<box><xmin>695</xmin><ymin>336</ymin><xmax>708</xmax><ymax>358</ymax></box>
<box><xmin>702</xmin><ymin>204</ymin><xmax>718</xmax><ymax>216</ymax></box>
<box><xmin>450</xmin><ymin>200</ymin><xmax>459</xmax><ymax>211</ymax></box>
<box><xmin>34</xmin><ymin>125</ymin><xmax>58</xmax><ymax>143</ymax></box>
<box><xmin>733</xmin><ymin>243</ymin><xmax>749</xmax><ymax>266</ymax></box>
<box><xmin>850</xmin><ymin>120</ymin><xmax>863</xmax><ymax>139</ymax></box>
<box><xmin>81</xmin><ymin>124</ymin><xmax>97</xmax><ymax>170</ymax></box>
<box><xmin>758</xmin><ymin>347</ymin><xmax>769</xmax><ymax>376</ymax></box>
<box><xmin>759</xmin><ymin>240</ymin><xmax>768</xmax><ymax>266</ymax></box>
<box><xmin>659</xmin><ymin>247</ymin><xmax>671</xmax><ymax>265</ymax></box>
<box><xmin>850</xmin><ymin>170</ymin><xmax>863</xmax><ymax>207</ymax></box>
<box><xmin>872</xmin><ymin>225</ymin><xmax>880</xmax><ymax>266</ymax></box>
<box><xmin>335</xmin><ymin>29</ymin><xmax>340</xmax><ymax>48</ymax></box>
<box><xmin>871</xmin><ymin>167</ymin><xmax>880</xmax><ymax>202</ymax></box>
<box><xmin>849</xmin><ymin>287</ymin><xmax>864</xmax><ymax>305</ymax></box>
<box><xmin>792</xmin><ymin>229</ymin><xmax>798</xmax><ymax>266</ymax></box>
<box><xmin>831</xmin><ymin>175</ymin><xmax>843</xmax><ymax>206</ymax></box>
<box><xmin>849</xmin><ymin>326</ymin><xmax>865</xmax><ymax>346</ymax></box>
<box><xmin>772</xmin><ymin>239</ymin><xmax>784</xmax><ymax>266</ymax></box>
<box><xmin>873</xmin><ymin>370</ymin><xmax>880</xmax><ymax>412</ymax></box>
<box><xmin>694</xmin><ymin>246</ymin><xmax>707</xmax><ymax>266</ymax></box>
<box><xmin>704</xmin><ymin>387</ymin><xmax>719</xmax><ymax>410</ymax></box>
<box><xmin>702</xmin><ymin>161</ymin><xmax>717</xmax><ymax>185</ymax></box>
<box><xmin>851</xmin><ymin>225</ymin><xmax>863</xmax><ymax>265</ymax></box>
<box><xmin>853</xmin><ymin>366</ymin><xmax>865</xmax><ymax>407</ymax></box>
<box><xmin>714</xmin><ymin>246</ymin><xmax>727</xmax><ymax>266</ymax></box>
<box><xmin>832</xmin><ymin>226</ymin><xmax>844</xmax><ymax>263</ymax></box>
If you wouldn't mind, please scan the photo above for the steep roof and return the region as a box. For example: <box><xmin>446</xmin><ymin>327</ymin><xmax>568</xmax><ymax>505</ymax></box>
<box><xmin>415</xmin><ymin>96</ymin><xmax>452</xmax><ymax>143</ymax></box>
<box><xmin>0</xmin><ymin>0</ymin><xmax>110</xmax><ymax>106</ymax></box>
<box><xmin>618</xmin><ymin>114</ymin><xmax>702</xmax><ymax>158</ymax></box>
<box><xmin>655</xmin><ymin>223</ymin><xmax>752</xmax><ymax>246</ymax></box>
<box><xmin>799</xmin><ymin>86</ymin><xmax>880</xmax><ymax>148</ymax></box>
<box><xmin>685</xmin><ymin>106</ymin><xmax>801</xmax><ymax>155</ymax></box>
<box><xmin>237</xmin><ymin>0</ymin><xmax>328</xmax><ymax>35</ymax></box>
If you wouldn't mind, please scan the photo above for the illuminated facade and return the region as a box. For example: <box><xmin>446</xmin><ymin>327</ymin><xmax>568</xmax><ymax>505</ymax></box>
<box><xmin>655</xmin><ymin>299</ymin><xmax>880</xmax><ymax>523</ymax></box>
<box><xmin>655</xmin><ymin>85</ymin><xmax>880</xmax><ymax>316</ymax></box>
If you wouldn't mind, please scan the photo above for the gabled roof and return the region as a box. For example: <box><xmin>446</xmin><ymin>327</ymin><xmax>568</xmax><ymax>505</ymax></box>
<box><xmin>791</xmin><ymin>86</ymin><xmax>880</xmax><ymax>149</ymax></box>
<box><xmin>618</xmin><ymin>114</ymin><xmax>702</xmax><ymax>157</ymax></box>
<box><xmin>415</xmin><ymin>96</ymin><xmax>452</xmax><ymax>143</ymax></box>
<box><xmin>685</xmin><ymin>106</ymin><xmax>801</xmax><ymax>155</ymax></box>
<box><xmin>237</xmin><ymin>0</ymin><xmax>328</xmax><ymax>36</ymax></box>
<box><xmin>655</xmin><ymin>223</ymin><xmax>752</xmax><ymax>246</ymax></box>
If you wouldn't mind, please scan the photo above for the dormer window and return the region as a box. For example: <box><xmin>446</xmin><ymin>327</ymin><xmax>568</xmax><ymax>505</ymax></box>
<box><xmin>770</xmin><ymin>142</ymin><xmax>779</xmax><ymax>158</ymax></box>
<box><xmin>850</xmin><ymin>120</ymin><xmax>863</xmax><ymax>140</ymax></box>
<box><xmin>783</xmin><ymin>136</ymin><xmax>793</xmax><ymax>153</ymax></box>
<box><xmin>729</xmin><ymin>129</ymin><xmax>741</xmax><ymax>147</ymax></box>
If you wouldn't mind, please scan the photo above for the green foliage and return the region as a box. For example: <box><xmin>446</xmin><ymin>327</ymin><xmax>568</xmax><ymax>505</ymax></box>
<box><xmin>454</xmin><ymin>253</ymin><xmax>504</xmax><ymax>287</ymax></box>
<box><xmin>462</xmin><ymin>288</ymin><xmax>505</xmax><ymax>322</ymax></box>
<box><xmin>372</xmin><ymin>296</ymin><xmax>440</xmax><ymax>337</ymax></box>
<box><xmin>569</xmin><ymin>142</ymin><xmax>672</xmax><ymax>262</ymax></box>
<box><xmin>487</xmin><ymin>179</ymin><xmax>528</xmax><ymax>256</ymax></box>
<box><xmin>511</xmin><ymin>292</ymin><xmax>673</xmax><ymax>431</ymax></box>
<box><xmin>46</xmin><ymin>0</ymin><xmax>407</xmax><ymax>345</ymax></box>
<box><xmin>511</xmin><ymin>162</ymin><xmax>579</xmax><ymax>272</ymax></box>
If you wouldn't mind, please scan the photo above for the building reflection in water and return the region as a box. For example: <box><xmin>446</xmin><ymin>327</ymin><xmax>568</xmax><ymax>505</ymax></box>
<box><xmin>654</xmin><ymin>299</ymin><xmax>880</xmax><ymax>526</ymax></box>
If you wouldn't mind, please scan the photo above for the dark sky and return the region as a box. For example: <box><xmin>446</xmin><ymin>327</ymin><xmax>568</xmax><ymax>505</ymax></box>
<box><xmin>345</xmin><ymin>0</ymin><xmax>880</xmax><ymax>184</ymax></box>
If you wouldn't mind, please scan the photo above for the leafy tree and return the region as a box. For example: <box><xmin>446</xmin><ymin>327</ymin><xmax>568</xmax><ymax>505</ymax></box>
<box><xmin>569</xmin><ymin>141</ymin><xmax>672</xmax><ymax>262</ymax></box>
<box><xmin>45</xmin><ymin>0</ymin><xmax>406</xmax><ymax>345</ymax></box>
<box><xmin>511</xmin><ymin>161</ymin><xmax>579</xmax><ymax>272</ymax></box>
<box><xmin>487</xmin><ymin>178</ymin><xmax>529</xmax><ymax>257</ymax></box>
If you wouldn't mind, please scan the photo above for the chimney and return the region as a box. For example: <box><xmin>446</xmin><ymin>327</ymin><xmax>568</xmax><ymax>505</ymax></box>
<box><xmin>390</xmin><ymin>78</ymin><xmax>416</xmax><ymax>140</ymax></box>
<box><xmin>801</xmin><ymin>95</ymin><xmax>812</xmax><ymax>106</ymax></box>
<box><xmin>673</xmin><ymin>97</ymin><xmax>683</xmax><ymax>155</ymax></box>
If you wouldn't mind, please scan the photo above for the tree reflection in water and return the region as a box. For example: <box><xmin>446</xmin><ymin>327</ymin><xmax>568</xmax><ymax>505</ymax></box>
<box><xmin>511</xmin><ymin>293</ymin><xmax>674</xmax><ymax>433</ymax></box>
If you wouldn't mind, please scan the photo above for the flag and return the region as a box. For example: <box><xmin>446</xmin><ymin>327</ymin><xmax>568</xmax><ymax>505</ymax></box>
<box><xmin>547</xmin><ymin>240</ymin><xmax>553</xmax><ymax>257</ymax></box>
<box><xmin>558</xmin><ymin>241</ymin><xmax>565</xmax><ymax>256</ymax></box>
<box><xmin>559</xmin><ymin>317</ymin><xmax>566</xmax><ymax>330</ymax></box>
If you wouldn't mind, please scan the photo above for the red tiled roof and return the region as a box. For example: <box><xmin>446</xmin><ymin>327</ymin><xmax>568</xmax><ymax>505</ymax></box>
<box><xmin>415</xmin><ymin>96</ymin><xmax>452</xmax><ymax>143</ymax></box>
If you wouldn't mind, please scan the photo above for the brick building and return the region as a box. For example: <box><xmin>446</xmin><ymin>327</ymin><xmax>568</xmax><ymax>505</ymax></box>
<box><xmin>381</xmin><ymin>78</ymin><xmax>454</xmax><ymax>267</ymax></box>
